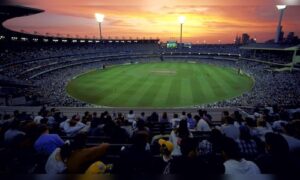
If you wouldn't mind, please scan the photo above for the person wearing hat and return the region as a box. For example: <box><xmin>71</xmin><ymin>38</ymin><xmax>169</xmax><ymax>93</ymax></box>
<box><xmin>158</xmin><ymin>139</ymin><xmax>174</xmax><ymax>174</ymax></box>
<box><xmin>85</xmin><ymin>161</ymin><xmax>113</xmax><ymax>174</ymax></box>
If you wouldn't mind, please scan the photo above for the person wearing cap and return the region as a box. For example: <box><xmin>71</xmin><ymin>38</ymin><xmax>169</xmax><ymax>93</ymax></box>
<box><xmin>85</xmin><ymin>161</ymin><xmax>113</xmax><ymax>174</ymax></box>
<box><xmin>158</xmin><ymin>139</ymin><xmax>174</xmax><ymax>174</ymax></box>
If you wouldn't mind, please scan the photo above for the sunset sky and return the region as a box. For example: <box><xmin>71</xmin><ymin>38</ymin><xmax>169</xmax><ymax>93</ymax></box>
<box><xmin>3</xmin><ymin>0</ymin><xmax>300</xmax><ymax>43</ymax></box>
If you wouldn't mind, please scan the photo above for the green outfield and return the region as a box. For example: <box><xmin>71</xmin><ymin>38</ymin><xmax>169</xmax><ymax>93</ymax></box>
<box><xmin>66</xmin><ymin>62</ymin><xmax>254</xmax><ymax>107</ymax></box>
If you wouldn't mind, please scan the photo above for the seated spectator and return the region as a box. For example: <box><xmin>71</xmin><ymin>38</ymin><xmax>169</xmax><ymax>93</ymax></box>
<box><xmin>195</xmin><ymin>115</ymin><xmax>211</xmax><ymax>132</ymax></box>
<box><xmin>60</xmin><ymin>115</ymin><xmax>87</xmax><ymax>137</ymax></box>
<box><xmin>171</xmin><ymin>138</ymin><xmax>222</xmax><ymax>174</ymax></box>
<box><xmin>198</xmin><ymin>129</ymin><xmax>224</xmax><ymax>156</ymax></box>
<box><xmin>180</xmin><ymin>111</ymin><xmax>187</xmax><ymax>120</ymax></box>
<box><xmin>221</xmin><ymin>137</ymin><xmax>261</xmax><ymax>174</ymax></box>
<box><xmin>133</xmin><ymin>119</ymin><xmax>150</xmax><ymax>138</ymax></box>
<box><xmin>82</xmin><ymin>111</ymin><xmax>92</xmax><ymax>124</ymax></box>
<box><xmin>279</xmin><ymin>125</ymin><xmax>300</xmax><ymax>153</ymax></box>
<box><xmin>255</xmin><ymin>118</ymin><xmax>273</xmax><ymax>141</ymax></box>
<box><xmin>67</xmin><ymin>133</ymin><xmax>109</xmax><ymax>173</ymax></box>
<box><xmin>199</xmin><ymin>109</ymin><xmax>213</xmax><ymax>126</ymax></box>
<box><xmin>169</xmin><ymin>120</ymin><xmax>193</xmax><ymax>156</ymax></box>
<box><xmin>4</xmin><ymin>120</ymin><xmax>26</xmax><ymax>146</ymax></box>
<box><xmin>235</xmin><ymin>126</ymin><xmax>258</xmax><ymax>160</ymax></box>
<box><xmin>147</xmin><ymin>112</ymin><xmax>159</xmax><ymax>123</ymax></box>
<box><xmin>221</xmin><ymin>111</ymin><xmax>230</xmax><ymax>124</ymax></box>
<box><xmin>103</xmin><ymin>118</ymin><xmax>129</xmax><ymax>143</ymax></box>
<box><xmin>34</xmin><ymin>124</ymin><xmax>65</xmax><ymax>155</ymax></box>
<box><xmin>127</xmin><ymin>110</ymin><xmax>136</xmax><ymax>123</ymax></box>
<box><xmin>34</xmin><ymin>112</ymin><xmax>44</xmax><ymax>124</ymax></box>
<box><xmin>45</xmin><ymin>143</ymin><xmax>73</xmax><ymax>174</ymax></box>
<box><xmin>116</xmin><ymin>132</ymin><xmax>152</xmax><ymax>174</ymax></box>
<box><xmin>170</xmin><ymin>113</ymin><xmax>181</xmax><ymax>129</ymax></box>
<box><xmin>256</xmin><ymin>133</ymin><xmax>299</xmax><ymax>174</ymax></box>
<box><xmin>220</xmin><ymin>117</ymin><xmax>240</xmax><ymax>140</ymax></box>
<box><xmin>232</xmin><ymin>111</ymin><xmax>244</xmax><ymax>128</ymax></box>
<box><xmin>158</xmin><ymin>139</ymin><xmax>174</xmax><ymax>174</ymax></box>
<box><xmin>160</xmin><ymin>112</ymin><xmax>169</xmax><ymax>123</ymax></box>
<box><xmin>115</xmin><ymin>112</ymin><xmax>125</xmax><ymax>124</ymax></box>
<box><xmin>186</xmin><ymin>113</ymin><xmax>196</xmax><ymax>129</ymax></box>
<box><xmin>151</xmin><ymin>125</ymin><xmax>170</xmax><ymax>144</ymax></box>
<box><xmin>139</xmin><ymin>112</ymin><xmax>146</xmax><ymax>122</ymax></box>
<box><xmin>245</xmin><ymin>117</ymin><xmax>259</xmax><ymax>137</ymax></box>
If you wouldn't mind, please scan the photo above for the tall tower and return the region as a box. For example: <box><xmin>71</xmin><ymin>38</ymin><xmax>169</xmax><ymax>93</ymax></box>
<box><xmin>275</xmin><ymin>5</ymin><xmax>287</xmax><ymax>43</ymax></box>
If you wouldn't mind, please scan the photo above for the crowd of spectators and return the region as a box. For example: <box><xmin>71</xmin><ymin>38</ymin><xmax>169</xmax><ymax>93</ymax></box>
<box><xmin>0</xmin><ymin>43</ymin><xmax>299</xmax><ymax>107</ymax></box>
<box><xmin>0</xmin><ymin>106</ymin><xmax>299</xmax><ymax>174</ymax></box>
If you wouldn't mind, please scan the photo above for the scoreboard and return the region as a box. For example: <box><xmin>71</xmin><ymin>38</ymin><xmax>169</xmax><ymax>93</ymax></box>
<box><xmin>166</xmin><ymin>41</ymin><xmax>177</xmax><ymax>48</ymax></box>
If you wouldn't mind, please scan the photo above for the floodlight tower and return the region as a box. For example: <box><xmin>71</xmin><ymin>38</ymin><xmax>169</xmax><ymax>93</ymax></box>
<box><xmin>95</xmin><ymin>13</ymin><xmax>105</xmax><ymax>39</ymax></box>
<box><xmin>178</xmin><ymin>16</ymin><xmax>185</xmax><ymax>44</ymax></box>
<box><xmin>275</xmin><ymin>5</ymin><xmax>287</xmax><ymax>43</ymax></box>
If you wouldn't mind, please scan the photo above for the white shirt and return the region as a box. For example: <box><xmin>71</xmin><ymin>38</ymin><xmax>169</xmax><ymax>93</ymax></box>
<box><xmin>169</xmin><ymin>130</ymin><xmax>193</xmax><ymax>156</ymax></box>
<box><xmin>59</xmin><ymin>120</ymin><xmax>87</xmax><ymax>137</ymax></box>
<box><xmin>170</xmin><ymin>118</ymin><xmax>181</xmax><ymax>129</ymax></box>
<box><xmin>196</xmin><ymin>119</ymin><xmax>211</xmax><ymax>131</ymax></box>
<box><xmin>45</xmin><ymin>148</ymin><xmax>66</xmax><ymax>174</ymax></box>
<box><xmin>221</xmin><ymin>124</ymin><xmax>240</xmax><ymax>140</ymax></box>
<box><xmin>127</xmin><ymin>114</ymin><xmax>136</xmax><ymax>123</ymax></box>
<box><xmin>224</xmin><ymin>159</ymin><xmax>261</xmax><ymax>174</ymax></box>
<box><xmin>34</xmin><ymin>115</ymin><xmax>44</xmax><ymax>124</ymax></box>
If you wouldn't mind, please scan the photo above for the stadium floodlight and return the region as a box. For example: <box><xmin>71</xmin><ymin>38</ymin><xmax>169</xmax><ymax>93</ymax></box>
<box><xmin>275</xmin><ymin>5</ymin><xmax>287</xmax><ymax>43</ymax></box>
<box><xmin>276</xmin><ymin>5</ymin><xmax>287</xmax><ymax>10</ymax></box>
<box><xmin>178</xmin><ymin>16</ymin><xmax>185</xmax><ymax>45</ymax></box>
<box><xmin>95</xmin><ymin>13</ymin><xmax>105</xmax><ymax>39</ymax></box>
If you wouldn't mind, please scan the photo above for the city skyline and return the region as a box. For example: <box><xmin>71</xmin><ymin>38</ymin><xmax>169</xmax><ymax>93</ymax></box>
<box><xmin>3</xmin><ymin>0</ymin><xmax>300</xmax><ymax>43</ymax></box>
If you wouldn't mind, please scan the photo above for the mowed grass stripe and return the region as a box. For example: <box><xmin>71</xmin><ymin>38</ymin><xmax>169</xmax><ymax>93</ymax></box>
<box><xmin>69</xmin><ymin>65</ymin><xmax>141</xmax><ymax>104</ymax></box>
<box><xmin>189</xmin><ymin>64</ymin><xmax>208</xmax><ymax>104</ymax></box>
<box><xmin>108</xmin><ymin>63</ymin><xmax>158</xmax><ymax>107</ymax></box>
<box><xmin>152</xmin><ymin>63</ymin><xmax>178</xmax><ymax>107</ymax></box>
<box><xmin>202</xmin><ymin>65</ymin><xmax>227</xmax><ymax>98</ymax></box>
<box><xmin>96</xmin><ymin>64</ymin><xmax>153</xmax><ymax>105</ymax></box>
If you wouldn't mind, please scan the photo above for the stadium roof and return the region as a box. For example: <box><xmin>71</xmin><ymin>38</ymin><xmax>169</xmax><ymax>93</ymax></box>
<box><xmin>0</xmin><ymin>5</ymin><xmax>44</xmax><ymax>25</ymax></box>
<box><xmin>240</xmin><ymin>43</ymin><xmax>300</xmax><ymax>51</ymax></box>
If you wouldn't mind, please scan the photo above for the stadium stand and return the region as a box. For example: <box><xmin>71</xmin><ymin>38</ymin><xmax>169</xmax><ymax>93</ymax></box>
<box><xmin>0</xmin><ymin>5</ymin><xmax>300</xmax><ymax>176</ymax></box>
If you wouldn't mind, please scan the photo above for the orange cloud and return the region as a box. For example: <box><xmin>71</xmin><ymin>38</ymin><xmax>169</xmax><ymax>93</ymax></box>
<box><xmin>4</xmin><ymin>0</ymin><xmax>300</xmax><ymax>43</ymax></box>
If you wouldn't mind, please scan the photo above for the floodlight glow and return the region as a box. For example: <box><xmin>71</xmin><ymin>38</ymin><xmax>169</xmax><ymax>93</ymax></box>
<box><xmin>178</xmin><ymin>16</ymin><xmax>185</xmax><ymax>24</ymax></box>
<box><xmin>276</xmin><ymin>5</ymin><xmax>287</xmax><ymax>10</ymax></box>
<box><xmin>95</xmin><ymin>13</ymin><xmax>105</xmax><ymax>23</ymax></box>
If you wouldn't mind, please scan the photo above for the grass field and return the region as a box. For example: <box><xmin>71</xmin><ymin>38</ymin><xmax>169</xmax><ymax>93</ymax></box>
<box><xmin>66</xmin><ymin>62</ymin><xmax>254</xmax><ymax>107</ymax></box>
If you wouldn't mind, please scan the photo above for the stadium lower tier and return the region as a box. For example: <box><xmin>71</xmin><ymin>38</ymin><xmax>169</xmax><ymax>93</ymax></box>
<box><xmin>1</xmin><ymin>54</ymin><xmax>300</xmax><ymax>107</ymax></box>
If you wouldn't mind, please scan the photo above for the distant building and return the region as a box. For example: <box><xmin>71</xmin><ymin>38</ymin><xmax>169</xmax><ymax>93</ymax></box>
<box><xmin>242</xmin><ymin>33</ymin><xmax>250</xmax><ymax>44</ymax></box>
<box><xmin>235</xmin><ymin>35</ymin><xmax>241</xmax><ymax>45</ymax></box>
